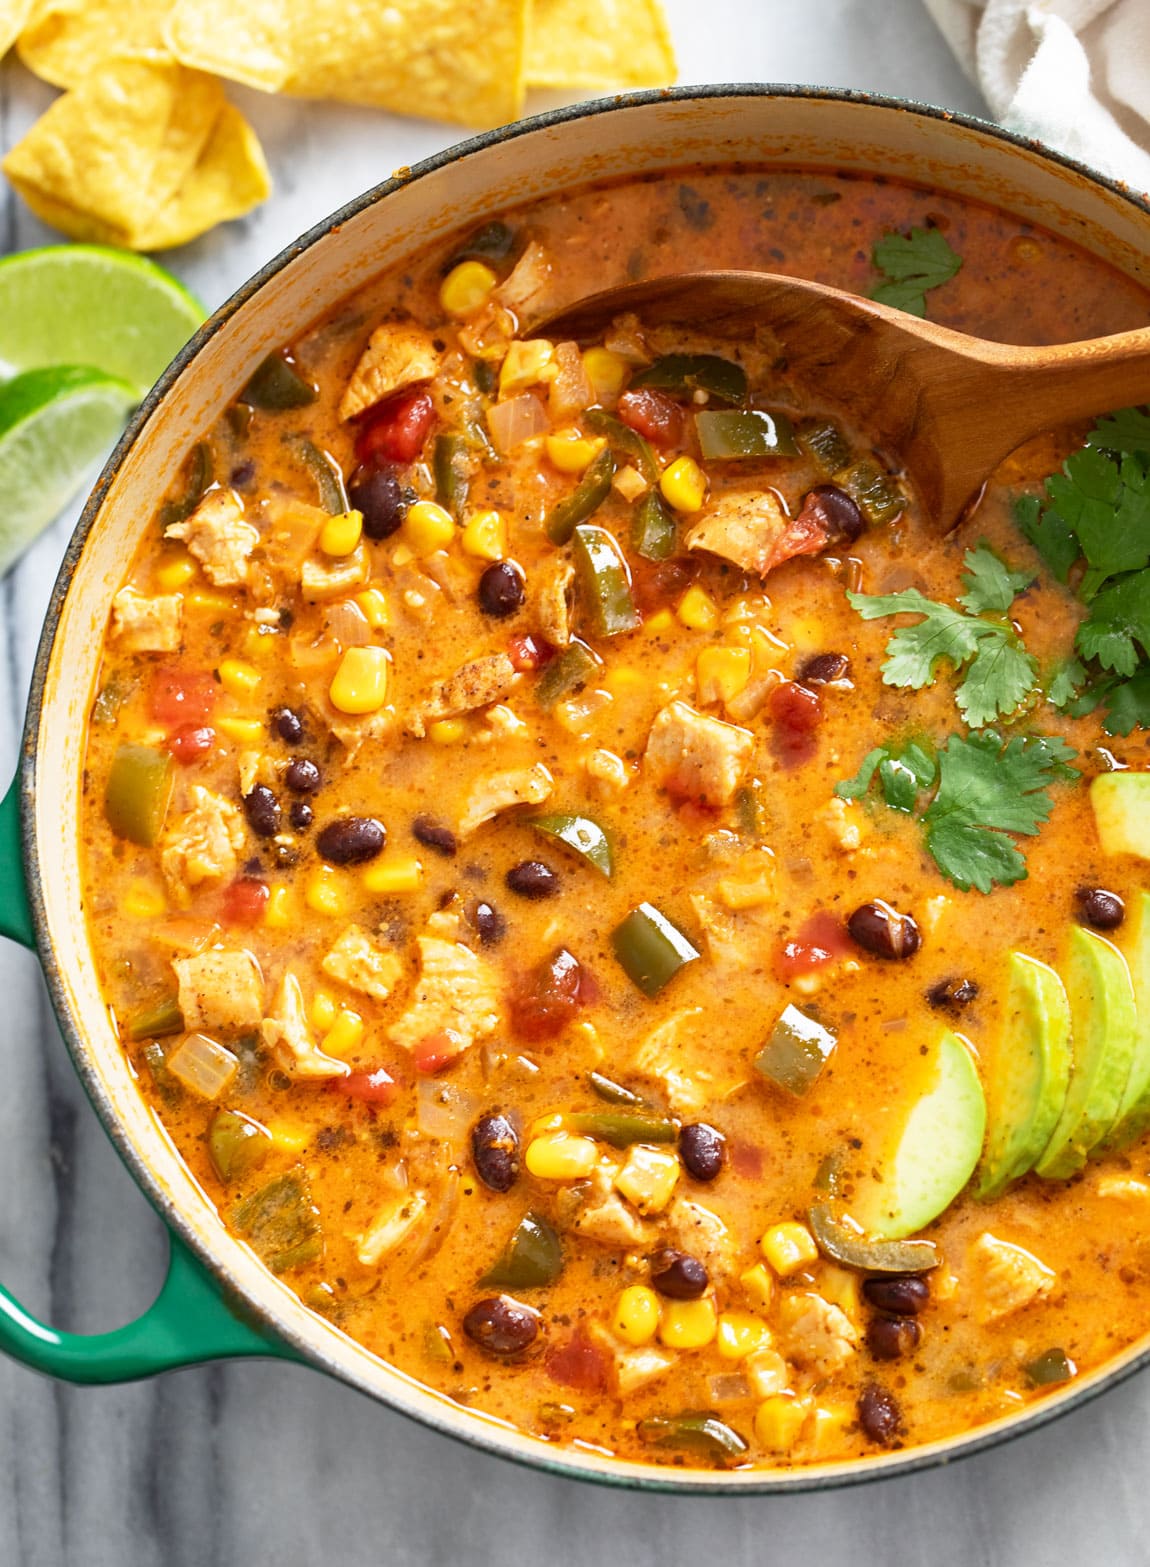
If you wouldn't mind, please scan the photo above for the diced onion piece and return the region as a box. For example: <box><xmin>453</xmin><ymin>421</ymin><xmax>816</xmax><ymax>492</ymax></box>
<box><xmin>324</xmin><ymin>599</ymin><xmax>373</xmax><ymax>648</ymax></box>
<box><xmin>166</xmin><ymin>1033</ymin><xmax>239</xmax><ymax>1100</ymax></box>
<box><xmin>709</xmin><ymin>1372</ymin><xmax>752</xmax><ymax>1404</ymax></box>
<box><xmin>416</xmin><ymin>1079</ymin><xmax>478</xmax><ymax>1141</ymax></box>
<box><xmin>487</xmin><ymin>392</ymin><xmax>549</xmax><ymax>455</ymax></box>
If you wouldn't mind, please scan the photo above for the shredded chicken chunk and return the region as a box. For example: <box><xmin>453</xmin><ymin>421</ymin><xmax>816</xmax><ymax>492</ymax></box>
<box><xmin>261</xmin><ymin>971</ymin><xmax>348</xmax><ymax>1080</ymax></box>
<box><xmin>534</xmin><ymin>558</ymin><xmax>575</xmax><ymax>648</ymax></box>
<box><xmin>389</xmin><ymin>933</ymin><xmax>500</xmax><ymax>1062</ymax></box>
<box><xmin>321</xmin><ymin>925</ymin><xmax>403</xmax><ymax>1002</ymax></box>
<box><xmin>408</xmin><ymin>653</ymin><xmax>518</xmax><ymax>738</ymax></box>
<box><xmin>111</xmin><ymin>587</ymin><xmax>182</xmax><ymax>653</ymax></box>
<box><xmin>644</xmin><ymin>699</ymin><xmax>754</xmax><ymax>808</ymax></box>
<box><xmin>164</xmin><ymin>489</ymin><xmax>258</xmax><ymax>588</ymax></box>
<box><xmin>456</xmin><ymin>763</ymin><xmax>554</xmax><ymax>838</ymax></box>
<box><xmin>569</xmin><ymin>1164</ymin><xmax>650</xmax><ymax>1248</ymax></box>
<box><xmin>779</xmin><ymin>1293</ymin><xmax>859</xmax><ymax>1377</ymax></box>
<box><xmin>968</xmin><ymin>1233</ymin><xmax>1056</xmax><ymax>1324</ymax></box>
<box><xmin>491</xmin><ymin>240</ymin><xmax>553</xmax><ymax>324</ymax></box>
<box><xmin>357</xmin><ymin>1190</ymin><xmax>429</xmax><ymax>1267</ymax></box>
<box><xmin>172</xmin><ymin>948</ymin><xmax>263</xmax><ymax>1035</ymax></box>
<box><xmin>160</xmin><ymin>786</ymin><xmax>245</xmax><ymax>895</ymax></box>
<box><xmin>631</xmin><ymin>1007</ymin><xmax>710</xmax><ymax>1116</ymax></box>
<box><xmin>339</xmin><ymin>322</ymin><xmax>441</xmax><ymax>422</ymax></box>
<box><xmin>686</xmin><ymin>488</ymin><xmax>828</xmax><ymax>577</ymax></box>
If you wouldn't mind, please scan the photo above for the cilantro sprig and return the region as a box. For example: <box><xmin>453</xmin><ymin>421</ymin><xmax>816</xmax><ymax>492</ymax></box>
<box><xmin>846</xmin><ymin>542</ymin><xmax>1038</xmax><ymax>727</ymax></box>
<box><xmin>870</xmin><ymin>226</ymin><xmax>963</xmax><ymax>317</ymax></box>
<box><xmin>837</xmin><ymin>730</ymin><xmax>1078</xmax><ymax>893</ymax></box>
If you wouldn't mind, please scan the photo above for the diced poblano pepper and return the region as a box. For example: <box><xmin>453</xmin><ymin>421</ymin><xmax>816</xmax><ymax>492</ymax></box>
<box><xmin>631</xmin><ymin>354</ymin><xmax>747</xmax><ymax>407</ymax></box>
<box><xmin>572</xmin><ymin>524</ymin><xmax>640</xmax><ymax>637</ymax></box>
<box><xmin>565</xmin><ymin>1111</ymin><xmax>677</xmax><ymax>1147</ymax></box>
<box><xmin>695</xmin><ymin>409</ymin><xmax>797</xmax><ymax>460</ymax></box>
<box><xmin>480</xmin><ymin>1210</ymin><xmax>563</xmax><ymax>1288</ymax></box>
<box><xmin>545</xmin><ymin>447</ymin><xmax>615</xmax><ymax>543</ymax></box>
<box><xmin>535</xmin><ymin>640</ymin><xmax>602</xmax><ymax>710</ymax></box>
<box><xmin>612</xmin><ymin>902</ymin><xmax>701</xmax><ymax>997</ymax></box>
<box><xmin>531</xmin><ymin>812</ymin><xmax>613</xmax><ymax>877</ymax></box>
<box><xmin>104</xmin><ymin>743</ymin><xmax>174</xmax><ymax>847</ymax></box>
<box><xmin>754</xmin><ymin>1004</ymin><xmax>837</xmax><ymax>1097</ymax></box>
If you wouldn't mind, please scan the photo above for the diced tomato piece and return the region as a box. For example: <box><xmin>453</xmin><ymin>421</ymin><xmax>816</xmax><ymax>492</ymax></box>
<box><xmin>775</xmin><ymin>909</ymin><xmax>852</xmax><ymax>980</ymax></box>
<box><xmin>509</xmin><ymin>947</ymin><xmax>583</xmax><ymax>1041</ymax></box>
<box><xmin>149</xmin><ymin>667</ymin><xmax>217</xmax><ymax>726</ymax></box>
<box><xmin>411</xmin><ymin>1031</ymin><xmax>464</xmax><ymax>1075</ymax></box>
<box><xmin>507</xmin><ymin>632</ymin><xmax>554</xmax><ymax>672</ymax></box>
<box><xmin>545</xmin><ymin>1330</ymin><xmax>609</xmax><ymax>1392</ymax></box>
<box><xmin>760</xmin><ymin>503</ymin><xmax>830</xmax><ymax>575</ymax></box>
<box><xmin>354</xmin><ymin>388</ymin><xmax>435</xmax><ymax>465</ymax></box>
<box><xmin>167</xmin><ymin>723</ymin><xmax>216</xmax><ymax>764</ymax></box>
<box><xmin>617</xmin><ymin>389</ymin><xmax>684</xmax><ymax>446</ymax></box>
<box><xmin>222</xmin><ymin>876</ymin><xmax>269</xmax><ymax>926</ymax></box>
<box><xmin>768</xmin><ymin>679</ymin><xmax>823</xmax><ymax>768</ymax></box>
<box><xmin>337</xmin><ymin>1066</ymin><xmax>401</xmax><ymax>1104</ymax></box>
<box><xmin>631</xmin><ymin>559</ymin><xmax>693</xmax><ymax>616</ymax></box>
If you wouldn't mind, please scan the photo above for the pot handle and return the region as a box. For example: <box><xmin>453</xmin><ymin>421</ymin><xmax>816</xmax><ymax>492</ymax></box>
<box><xmin>0</xmin><ymin>776</ymin><xmax>300</xmax><ymax>1381</ymax></box>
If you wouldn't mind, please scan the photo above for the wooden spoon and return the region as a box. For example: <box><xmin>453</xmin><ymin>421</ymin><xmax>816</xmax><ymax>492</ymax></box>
<box><xmin>541</xmin><ymin>271</ymin><xmax>1150</xmax><ymax>527</ymax></box>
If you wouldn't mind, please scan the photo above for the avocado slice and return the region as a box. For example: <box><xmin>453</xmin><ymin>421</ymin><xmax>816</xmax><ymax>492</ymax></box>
<box><xmin>1034</xmin><ymin>926</ymin><xmax>1138</xmax><ymax>1179</ymax></box>
<box><xmin>1104</xmin><ymin>892</ymin><xmax>1150</xmax><ymax>1148</ymax></box>
<box><xmin>850</xmin><ymin>1030</ymin><xmax>986</xmax><ymax>1240</ymax></box>
<box><xmin>1090</xmin><ymin>773</ymin><xmax>1150</xmax><ymax>862</ymax></box>
<box><xmin>975</xmin><ymin>953</ymin><xmax>1071</xmax><ymax>1200</ymax></box>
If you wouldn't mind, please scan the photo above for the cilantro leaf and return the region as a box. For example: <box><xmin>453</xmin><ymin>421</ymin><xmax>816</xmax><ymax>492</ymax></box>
<box><xmin>1076</xmin><ymin>571</ymin><xmax>1150</xmax><ymax>676</ymax></box>
<box><xmin>1087</xmin><ymin>406</ymin><xmax>1150</xmax><ymax>457</ymax></box>
<box><xmin>955</xmin><ymin>635</ymin><xmax>1039</xmax><ymax>729</ymax></box>
<box><xmin>1013</xmin><ymin>491</ymin><xmax>1079</xmax><ymax>582</ymax></box>
<box><xmin>1046</xmin><ymin>449</ymin><xmax>1150</xmax><ymax>593</ymax></box>
<box><xmin>870</xmin><ymin>226</ymin><xmax>963</xmax><ymax>317</ymax></box>
<box><xmin>836</xmin><ymin>739</ymin><xmax>936</xmax><ymax>813</ymax></box>
<box><xmin>835</xmin><ymin>746</ymin><xmax>887</xmax><ymax>801</ymax></box>
<box><xmin>1047</xmin><ymin>656</ymin><xmax>1088</xmax><ymax>710</ymax></box>
<box><xmin>847</xmin><ymin>588</ymin><xmax>982</xmax><ymax>688</ymax></box>
<box><xmin>958</xmin><ymin>540</ymin><xmax>1035</xmax><ymax>614</ymax></box>
<box><xmin>1101</xmin><ymin>670</ymin><xmax>1150</xmax><ymax>735</ymax></box>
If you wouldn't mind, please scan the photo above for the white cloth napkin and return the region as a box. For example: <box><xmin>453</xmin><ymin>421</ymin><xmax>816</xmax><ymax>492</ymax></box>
<box><xmin>923</xmin><ymin>0</ymin><xmax>1150</xmax><ymax>192</ymax></box>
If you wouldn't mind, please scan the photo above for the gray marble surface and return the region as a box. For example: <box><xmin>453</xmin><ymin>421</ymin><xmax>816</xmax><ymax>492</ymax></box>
<box><xmin>2</xmin><ymin>4</ymin><xmax>1144</xmax><ymax>1563</ymax></box>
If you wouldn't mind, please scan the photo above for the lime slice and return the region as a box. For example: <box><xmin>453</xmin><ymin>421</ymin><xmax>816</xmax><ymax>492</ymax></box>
<box><xmin>0</xmin><ymin>366</ymin><xmax>137</xmax><ymax>574</ymax></box>
<box><xmin>0</xmin><ymin>247</ymin><xmax>204</xmax><ymax>397</ymax></box>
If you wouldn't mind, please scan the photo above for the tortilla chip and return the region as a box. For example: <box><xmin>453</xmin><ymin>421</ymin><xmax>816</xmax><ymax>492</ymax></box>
<box><xmin>165</xmin><ymin>0</ymin><xmax>529</xmax><ymax>128</ymax></box>
<box><xmin>526</xmin><ymin>0</ymin><xmax>676</xmax><ymax>88</ymax></box>
<box><xmin>2</xmin><ymin>55</ymin><xmax>270</xmax><ymax>250</ymax></box>
<box><xmin>17</xmin><ymin>0</ymin><xmax>175</xmax><ymax>88</ymax></box>
<box><xmin>0</xmin><ymin>0</ymin><xmax>31</xmax><ymax>58</ymax></box>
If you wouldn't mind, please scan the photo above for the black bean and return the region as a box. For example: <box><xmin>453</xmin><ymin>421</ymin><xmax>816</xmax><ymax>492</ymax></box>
<box><xmin>649</xmin><ymin>1248</ymin><xmax>709</xmax><ymax>1300</ymax></box>
<box><xmin>506</xmin><ymin>860</ymin><xmax>560</xmax><ymax>899</ymax></box>
<box><xmin>1077</xmin><ymin>886</ymin><xmax>1125</xmax><ymax>931</ymax></box>
<box><xmin>797</xmin><ymin>651</ymin><xmax>850</xmax><ymax>685</ymax></box>
<box><xmin>858</xmin><ymin>1383</ymin><xmax>903</xmax><ymax>1446</ymax></box>
<box><xmin>803</xmin><ymin>484</ymin><xmax>865</xmax><ymax>544</ymax></box>
<box><xmin>866</xmin><ymin>1314</ymin><xmax>922</xmax><ymax>1361</ymax></box>
<box><xmin>243</xmin><ymin>784</ymin><xmax>281</xmax><ymax>838</ymax></box>
<box><xmin>927</xmin><ymin>976</ymin><xmax>979</xmax><ymax>1011</ymax></box>
<box><xmin>863</xmin><ymin>1276</ymin><xmax>930</xmax><ymax>1316</ymax></box>
<box><xmin>462</xmin><ymin>1295</ymin><xmax>540</xmax><ymax>1356</ymax></box>
<box><xmin>285</xmin><ymin>758</ymin><xmax>321</xmax><ymax>794</ymax></box>
<box><xmin>471</xmin><ymin>1112</ymin><xmax>520</xmax><ymax>1193</ymax></box>
<box><xmin>847</xmin><ymin>900</ymin><xmax>922</xmax><ymax>960</ymax></box>
<box><xmin>478</xmin><ymin>561</ymin><xmax>526</xmax><ymax>619</ymax></box>
<box><xmin>316</xmin><ymin>816</ymin><xmax>386</xmax><ymax>865</ymax></box>
<box><xmin>349</xmin><ymin>464</ymin><xmax>409</xmax><ymax>540</ymax></box>
<box><xmin>273</xmin><ymin>707</ymin><xmax>304</xmax><ymax>744</ymax></box>
<box><xmin>229</xmin><ymin>459</ymin><xmax>256</xmax><ymax>487</ymax></box>
<box><xmin>679</xmin><ymin>1123</ymin><xmax>726</xmax><ymax>1182</ymax></box>
<box><xmin>289</xmin><ymin>801</ymin><xmax>314</xmax><ymax>831</ymax></box>
<box><xmin>469</xmin><ymin>899</ymin><xmax>506</xmax><ymax>945</ymax></box>
<box><xmin>413</xmin><ymin>815</ymin><xmax>458</xmax><ymax>858</ymax></box>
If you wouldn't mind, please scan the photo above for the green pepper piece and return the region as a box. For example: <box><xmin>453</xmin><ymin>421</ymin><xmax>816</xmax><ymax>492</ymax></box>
<box><xmin>104</xmin><ymin>743</ymin><xmax>174</xmax><ymax>847</ymax></box>
<box><xmin>91</xmin><ymin>675</ymin><xmax>135</xmax><ymax>727</ymax></box>
<box><xmin>422</xmin><ymin>1321</ymin><xmax>455</xmax><ymax>1364</ymax></box>
<box><xmin>127</xmin><ymin>994</ymin><xmax>184</xmax><ymax>1042</ymax></box>
<box><xmin>813</xmin><ymin>1147</ymin><xmax>846</xmax><ymax>1196</ymax></box>
<box><xmin>798</xmin><ymin>419</ymin><xmax>851</xmax><ymax>476</ymax></box>
<box><xmin>530</xmin><ymin>812</ymin><xmax>613</xmax><ymax>877</ymax></box>
<box><xmin>631</xmin><ymin>490</ymin><xmax>677</xmax><ymax>561</ymax></box>
<box><xmin>695</xmin><ymin>409</ymin><xmax>797</xmax><ymax>460</ymax></box>
<box><xmin>433</xmin><ymin>431</ymin><xmax>471</xmax><ymax>520</ymax></box>
<box><xmin>572</xmin><ymin>524</ymin><xmax>639</xmax><ymax>637</ymax></box>
<box><xmin>292</xmin><ymin>437</ymin><xmax>349</xmax><ymax>514</ymax></box>
<box><xmin>208</xmin><ymin>1109</ymin><xmax>272</xmax><ymax>1182</ymax></box>
<box><xmin>631</xmin><ymin>353</ymin><xmax>747</xmax><ymax>407</ymax></box>
<box><xmin>565</xmin><ymin>1111</ymin><xmax>677</xmax><ymax>1148</ymax></box>
<box><xmin>546</xmin><ymin>447</ymin><xmax>615</xmax><ymax>544</ymax></box>
<box><xmin>735</xmin><ymin>781</ymin><xmax>768</xmax><ymax>840</ymax></box>
<box><xmin>835</xmin><ymin>460</ymin><xmax>903</xmax><ymax>525</ymax></box>
<box><xmin>1024</xmin><ymin>1347</ymin><xmax>1076</xmax><ymax>1387</ymax></box>
<box><xmin>473</xmin><ymin>359</ymin><xmax>498</xmax><ymax>397</ymax></box>
<box><xmin>159</xmin><ymin>441</ymin><xmax>213</xmax><ymax>528</ymax></box>
<box><xmin>480</xmin><ymin>1211</ymin><xmax>563</xmax><ymax>1288</ymax></box>
<box><xmin>754</xmin><ymin>1004</ymin><xmax>837</xmax><ymax>1097</ymax></box>
<box><xmin>637</xmin><ymin>1412</ymin><xmax>748</xmax><ymax>1463</ymax></box>
<box><xmin>535</xmin><ymin>639</ymin><xmax>602</xmax><ymax>711</ymax></box>
<box><xmin>808</xmin><ymin>1201</ymin><xmax>940</xmax><ymax>1275</ymax></box>
<box><xmin>447</xmin><ymin>220</ymin><xmax>517</xmax><ymax>269</ymax></box>
<box><xmin>239</xmin><ymin>351</ymin><xmax>318</xmax><ymax>411</ymax></box>
<box><xmin>588</xmin><ymin>1071</ymin><xmax>646</xmax><ymax>1107</ymax></box>
<box><xmin>141</xmin><ymin>1041</ymin><xmax>182</xmax><ymax>1105</ymax></box>
<box><xmin>232</xmin><ymin>1170</ymin><xmax>323</xmax><ymax>1273</ymax></box>
<box><xmin>585</xmin><ymin>408</ymin><xmax>658</xmax><ymax>483</ymax></box>
<box><xmin>612</xmin><ymin>902</ymin><xmax>700</xmax><ymax>997</ymax></box>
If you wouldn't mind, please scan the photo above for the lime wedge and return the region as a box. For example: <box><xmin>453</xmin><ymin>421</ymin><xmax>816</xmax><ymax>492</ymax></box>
<box><xmin>0</xmin><ymin>366</ymin><xmax>137</xmax><ymax>574</ymax></box>
<box><xmin>0</xmin><ymin>247</ymin><xmax>204</xmax><ymax>397</ymax></box>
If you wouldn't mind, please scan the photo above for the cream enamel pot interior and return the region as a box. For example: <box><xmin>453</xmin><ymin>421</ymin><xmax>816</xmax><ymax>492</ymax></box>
<box><xmin>3</xmin><ymin>86</ymin><xmax>1150</xmax><ymax>1493</ymax></box>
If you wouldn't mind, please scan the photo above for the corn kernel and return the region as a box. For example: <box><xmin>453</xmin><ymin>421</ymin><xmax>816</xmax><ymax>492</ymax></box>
<box><xmin>582</xmin><ymin>346</ymin><xmax>629</xmax><ymax>402</ymax></box>
<box><xmin>643</xmin><ymin>608</ymin><xmax>674</xmax><ymax>637</ymax></box>
<box><xmin>808</xmin><ymin>1405</ymin><xmax>852</xmax><ymax>1459</ymax></box>
<box><xmin>217</xmin><ymin>658</ymin><xmax>262</xmax><ymax>698</ymax></box>
<box><xmin>187</xmin><ymin>590</ymin><xmax>234</xmax><ymax>615</ymax></box>
<box><xmin>530</xmin><ymin>1112</ymin><xmax>565</xmax><ymax>1136</ymax></box>
<box><xmin>602</xmin><ymin>665</ymin><xmax>644</xmax><ymax>694</ymax></box>
<box><xmin>319</xmin><ymin>508</ymin><xmax>364</xmax><ymax>557</ymax></box>
<box><xmin>216</xmin><ymin>716</ymin><xmax>264</xmax><ymax>744</ymax></box>
<box><xmin>499</xmin><ymin>339</ymin><xmax>556</xmax><ymax>398</ymax></box>
<box><xmin>658</xmin><ymin>1295</ymin><xmax>718</xmax><ymax>1350</ymax></box>
<box><xmin>265</xmin><ymin>1118</ymin><xmax>310</xmax><ymax>1154</ymax></box>
<box><xmin>155</xmin><ymin>554</ymin><xmax>197</xmax><ymax>592</ymax></box>
<box><xmin>740</xmin><ymin>1262</ymin><xmax>776</xmax><ymax>1314</ymax></box>
<box><xmin>614</xmin><ymin>1145</ymin><xmax>680</xmax><ymax>1214</ymax></box>
<box><xmin>240</xmin><ymin>624</ymin><xmax>279</xmax><ymax>662</ymax></box>
<box><xmin>754</xmin><ymin>1395</ymin><xmax>809</xmax><ymax>1453</ymax></box>
<box><xmin>402</xmin><ymin>499</ymin><xmax>456</xmax><ymax>557</ymax></box>
<box><xmin>362</xmin><ymin>855</ymin><xmax>424</xmax><ymax>894</ymax></box>
<box><xmin>391</xmin><ymin>543</ymin><xmax>415</xmax><ymax>568</ymax></box>
<box><xmin>427</xmin><ymin>718</ymin><xmax>466</xmax><ymax>745</ymax></box>
<box><xmin>329</xmin><ymin>645</ymin><xmax>391</xmax><ymax>715</ymax></box>
<box><xmin>264</xmin><ymin>884</ymin><xmax>292</xmax><ymax>930</ymax></box>
<box><xmin>524</xmin><ymin>1130</ymin><xmax>599</xmax><ymax>1180</ymax></box>
<box><xmin>439</xmin><ymin>259</ymin><xmax>498</xmax><ymax>318</ymax></box>
<box><xmin>677</xmin><ymin>585</ymin><xmax>719</xmax><ymax>631</ymax></box>
<box><xmin>545</xmin><ymin>430</ymin><xmax>605</xmax><ymax>474</ymax></box>
<box><xmin>323</xmin><ymin>1009</ymin><xmax>365</xmax><ymax>1058</ymax></box>
<box><xmin>612</xmin><ymin>1285</ymin><xmax>661</xmax><ymax>1346</ymax></box>
<box><xmin>696</xmin><ymin>645</ymin><xmax>752</xmax><ymax>706</ymax></box>
<box><xmin>355</xmin><ymin>588</ymin><xmax>391</xmax><ymax>629</ymax></box>
<box><xmin>659</xmin><ymin>455</ymin><xmax>707</xmax><ymax>513</ymax></box>
<box><xmin>461</xmin><ymin>509</ymin><xmax>507</xmax><ymax>561</ymax></box>
<box><xmin>717</xmin><ymin>1311</ymin><xmax>772</xmax><ymax>1361</ymax></box>
<box><xmin>305</xmin><ymin>865</ymin><xmax>347</xmax><ymax>916</ymax></box>
<box><xmin>818</xmin><ymin>1264</ymin><xmax>861</xmax><ymax>1318</ymax></box>
<box><xmin>760</xmin><ymin>1221</ymin><xmax>819</xmax><ymax>1278</ymax></box>
<box><xmin>124</xmin><ymin>880</ymin><xmax>167</xmax><ymax>919</ymax></box>
<box><xmin>310</xmin><ymin>990</ymin><xmax>339</xmax><ymax>1033</ymax></box>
